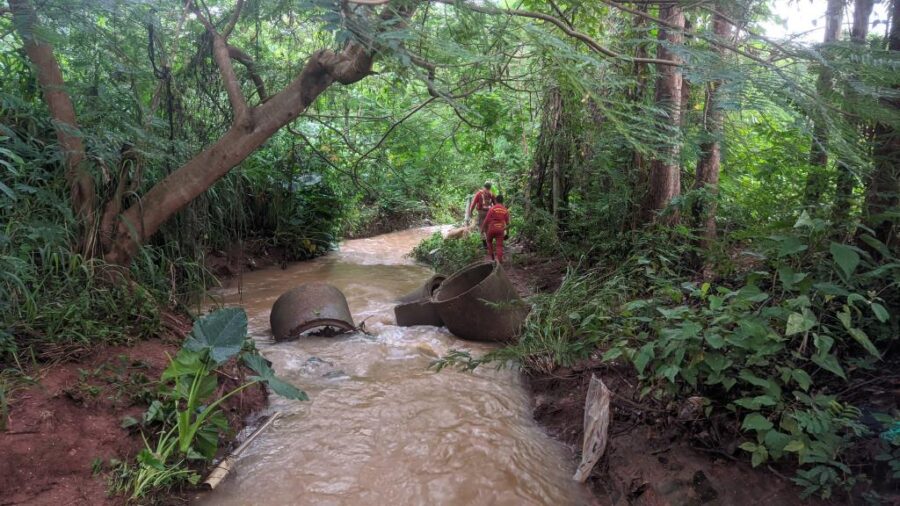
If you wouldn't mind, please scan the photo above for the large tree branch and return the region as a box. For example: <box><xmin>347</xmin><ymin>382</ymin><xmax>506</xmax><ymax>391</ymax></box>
<box><xmin>431</xmin><ymin>0</ymin><xmax>679</xmax><ymax>66</ymax></box>
<box><xmin>221</xmin><ymin>0</ymin><xmax>244</xmax><ymax>39</ymax></box>
<box><xmin>228</xmin><ymin>44</ymin><xmax>267</xmax><ymax>101</ymax></box>
<box><xmin>188</xmin><ymin>1</ymin><xmax>250</xmax><ymax>122</ymax></box>
<box><xmin>9</xmin><ymin>0</ymin><xmax>96</xmax><ymax>238</ymax></box>
<box><xmin>105</xmin><ymin>2</ymin><xmax>417</xmax><ymax>265</ymax></box>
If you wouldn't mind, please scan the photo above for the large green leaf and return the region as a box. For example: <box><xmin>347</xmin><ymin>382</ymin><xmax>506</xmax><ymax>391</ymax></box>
<box><xmin>162</xmin><ymin>348</ymin><xmax>205</xmax><ymax>380</ymax></box>
<box><xmin>633</xmin><ymin>342</ymin><xmax>655</xmax><ymax>375</ymax></box>
<box><xmin>785</xmin><ymin>309</ymin><xmax>816</xmax><ymax>336</ymax></box>
<box><xmin>243</xmin><ymin>353</ymin><xmax>309</xmax><ymax>401</ymax></box>
<box><xmin>870</xmin><ymin>303</ymin><xmax>889</xmax><ymax>323</ymax></box>
<box><xmin>829</xmin><ymin>242</ymin><xmax>860</xmax><ymax>280</ymax></box>
<box><xmin>777</xmin><ymin>236</ymin><xmax>807</xmax><ymax>258</ymax></box>
<box><xmin>811</xmin><ymin>353</ymin><xmax>846</xmax><ymax>379</ymax></box>
<box><xmin>847</xmin><ymin>328</ymin><xmax>880</xmax><ymax>359</ymax></box>
<box><xmin>185</xmin><ymin>308</ymin><xmax>248</xmax><ymax>365</ymax></box>
<box><xmin>742</xmin><ymin>412</ymin><xmax>773</xmax><ymax>432</ymax></box>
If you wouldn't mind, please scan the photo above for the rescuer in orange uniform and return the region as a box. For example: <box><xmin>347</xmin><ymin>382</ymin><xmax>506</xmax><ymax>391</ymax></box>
<box><xmin>481</xmin><ymin>195</ymin><xmax>510</xmax><ymax>263</ymax></box>
<box><xmin>468</xmin><ymin>182</ymin><xmax>495</xmax><ymax>230</ymax></box>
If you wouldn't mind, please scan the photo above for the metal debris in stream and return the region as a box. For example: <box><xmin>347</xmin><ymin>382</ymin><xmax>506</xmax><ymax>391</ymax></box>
<box><xmin>432</xmin><ymin>261</ymin><xmax>529</xmax><ymax>342</ymax></box>
<box><xmin>270</xmin><ymin>283</ymin><xmax>355</xmax><ymax>341</ymax></box>
<box><xmin>394</xmin><ymin>261</ymin><xmax>530</xmax><ymax>343</ymax></box>
<box><xmin>394</xmin><ymin>275</ymin><xmax>446</xmax><ymax>327</ymax></box>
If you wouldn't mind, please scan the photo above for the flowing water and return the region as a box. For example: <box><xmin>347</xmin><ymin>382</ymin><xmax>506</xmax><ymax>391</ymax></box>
<box><xmin>195</xmin><ymin>227</ymin><xmax>591</xmax><ymax>506</ymax></box>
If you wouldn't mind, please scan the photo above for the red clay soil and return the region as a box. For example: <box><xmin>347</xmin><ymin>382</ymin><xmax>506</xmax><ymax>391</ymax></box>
<box><xmin>0</xmin><ymin>314</ymin><xmax>266</xmax><ymax>506</ymax></box>
<box><xmin>528</xmin><ymin>359</ymin><xmax>832</xmax><ymax>506</ymax></box>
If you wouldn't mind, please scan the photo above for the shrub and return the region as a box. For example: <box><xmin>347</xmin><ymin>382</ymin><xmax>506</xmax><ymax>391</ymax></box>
<box><xmin>411</xmin><ymin>231</ymin><xmax>484</xmax><ymax>274</ymax></box>
<box><xmin>113</xmin><ymin>308</ymin><xmax>306</xmax><ymax>500</ymax></box>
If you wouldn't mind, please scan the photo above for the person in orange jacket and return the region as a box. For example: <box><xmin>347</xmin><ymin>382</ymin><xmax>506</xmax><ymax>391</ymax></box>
<box><xmin>481</xmin><ymin>195</ymin><xmax>510</xmax><ymax>263</ymax></box>
<box><xmin>467</xmin><ymin>182</ymin><xmax>495</xmax><ymax>230</ymax></box>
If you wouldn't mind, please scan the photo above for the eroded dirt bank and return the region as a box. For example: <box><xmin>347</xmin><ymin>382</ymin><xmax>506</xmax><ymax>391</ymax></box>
<box><xmin>0</xmin><ymin>312</ymin><xmax>266</xmax><ymax>506</ymax></box>
<box><xmin>526</xmin><ymin>360</ymin><xmax>821</xmax><ymax>506</ymax></box>
<box><xmin>501</xmin><ymin>254</ymin><xmax>829</xmax><ymax>506</ymax></box>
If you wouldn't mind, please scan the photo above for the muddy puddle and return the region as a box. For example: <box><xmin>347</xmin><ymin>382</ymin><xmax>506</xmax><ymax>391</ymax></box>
<box><xmin>195</xmin><ymin>227</ymin><xmax>591</xmax><ymax>505</ymax></box>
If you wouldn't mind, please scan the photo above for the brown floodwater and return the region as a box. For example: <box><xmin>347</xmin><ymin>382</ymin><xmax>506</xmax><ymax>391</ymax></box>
<box><xmin>195</xmin><ymin>227</ymin><xmax>591</xmax><ymax>506</ymax></box>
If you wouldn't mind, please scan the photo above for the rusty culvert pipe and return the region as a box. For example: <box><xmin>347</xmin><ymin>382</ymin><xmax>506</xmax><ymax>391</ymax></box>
<box><xmin>395</xmin><ymin>298</ymin><xmax>443</xmax><ymax>327</ymax></box>
<box><xmin>394</xmin><ymin>275</ymin><xmax>446</xmax><ymax>327</ymax></box>
<box><xmin>270</xmin><ymin>283</ymin><xmax>355</xmax><ymax>341</ymax></box>
<box><xmin>433</xmin><ymin>261</ymin><xmax>529</xmax><ymax>342</ymax></box>
<box><xmin>396</xmin><ymin>275</ymin><xmax>446</xmax><ymax>304</ymax></box>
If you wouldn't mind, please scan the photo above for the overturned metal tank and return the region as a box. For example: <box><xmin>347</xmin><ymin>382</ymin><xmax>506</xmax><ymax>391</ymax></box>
<box><xmin>394</xmin><ymin>275</ymin><xmax>446</xmax><ymax>327</ymax></box>
<box><xmin>433</xmin><ymin>261</ymin><xmax>529</xmax><ymax>342</ymax></box>
<box><xmin>270</xmin><ymin>283</ymin><xmax>355</xmax><ymax>341</ymax></box>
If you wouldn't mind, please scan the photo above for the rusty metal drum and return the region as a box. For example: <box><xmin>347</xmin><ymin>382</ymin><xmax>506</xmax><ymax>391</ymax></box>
<box><xmin>270</xmin><ymin>283</ymin><xmax>355</xmax><ymax>341</ymax></box>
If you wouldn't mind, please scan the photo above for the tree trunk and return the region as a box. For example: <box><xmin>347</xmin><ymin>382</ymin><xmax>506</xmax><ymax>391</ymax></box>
<box><xmin>804</xmin><ymin>0</ymin><xmax>844</xmax><ymax>207</ymax></box>
<box><xmin>644</xmin><ymin>4</ymin><xmax>684</xmax><ymax>223</ymax></box>
<box><xmin>104</xmin><ymin>46</ymin><xmax>376</xmax><ymax>265</ymax></box>
<box><xmin>864</xmin><ymin>0</ymin><xmax>900</xmax><ymax>249</ymax></box>
<box><xmin>692</xmin><ymin>6</ymin><xmax>732</xmax><ymax>248</ymax></box>
<box><xmin>528</xmin><ymin>86</ymin><xmax>563</xmax><ymax>217</ymax></box>
<box><xmin>9</xmin><ymin>0</ymin><xmax>96</xmax><ymax>252</ymax></box>
<box><xmin>629</xmin><ymin>2</ymin><xmax>650</xmax><ymax>230</ymax></box>
<box><xmin>833</xmin><ymin>0</ymin><xmax>875</xmax><ymax>226</ymax></box>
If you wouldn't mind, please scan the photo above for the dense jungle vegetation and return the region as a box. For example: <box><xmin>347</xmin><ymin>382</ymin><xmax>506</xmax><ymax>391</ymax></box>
<box><xmin>1</xmin><ymin>0</ymin><xmax>898</xmax><ymax>501</ymax></box>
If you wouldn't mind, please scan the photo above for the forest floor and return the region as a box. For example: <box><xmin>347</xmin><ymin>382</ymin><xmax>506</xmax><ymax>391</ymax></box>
<box><xmin>0</xmin><ymin>312</ymin><xmax>267</xmax><ymax>506</ymax></box>
<box><xmin>502</xmin><ymin>247</ymin><xmax>829</xmax><ymax>506</ymax></box>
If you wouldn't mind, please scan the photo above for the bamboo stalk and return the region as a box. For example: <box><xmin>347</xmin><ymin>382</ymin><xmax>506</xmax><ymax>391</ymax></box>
<box><xmin>203</xmin><ymin>411</ymin><xmax>281</xmax><ymax>489</ymax></box>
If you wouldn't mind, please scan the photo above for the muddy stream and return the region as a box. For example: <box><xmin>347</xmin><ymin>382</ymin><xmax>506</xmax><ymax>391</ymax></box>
<box><xmin>196</xmin><ymin>227</ymin><xmax>591</xmax><ymax>505</ymax></box>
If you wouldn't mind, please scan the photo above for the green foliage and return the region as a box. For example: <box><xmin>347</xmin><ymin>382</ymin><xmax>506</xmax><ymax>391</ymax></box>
<box><xmin>458</xmin><ymin>218</ymin><xmax>898</xmax><ymax>498</ymax></box>
<box><xmin>411</xmin><ymin>231</ymin><xmax>484</xmax><ymax>274</ymax></box>
<box><xmin>602</xmin><ymin>224</ymin><xmax>896</xmax><ymax>497</ymax></box>
<box><xmin>116</xmin><ymin>308</ymin><xmax>306</xmax><ymax>500</ymax></box>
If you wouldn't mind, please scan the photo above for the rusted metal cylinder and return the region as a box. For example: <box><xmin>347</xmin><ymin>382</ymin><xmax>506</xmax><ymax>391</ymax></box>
<box><xmin>433</xmin><ymin>261</ymin><xmax>529</xmax><ymax>342</ymax></box>
<box><xmin>394</xmin><ymin>299</ymin><xmax>443</xmax><ymax>327</ymax></box>
<box><xmin>270</xmin><ymin>283</ymin><xmax>355</xmax><ymax>341</ymax></box>
<box><xmin>396</xmin><ymin>275</ymin><xmax>446</xmax><ymax>304</ymax></box>
<box><xmin>394</xmin><ymin>275</ymin><xmax>446</xmax><ymax>327</ymax></box>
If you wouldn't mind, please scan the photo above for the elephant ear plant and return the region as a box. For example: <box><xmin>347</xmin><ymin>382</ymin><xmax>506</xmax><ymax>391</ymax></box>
<box><xmin>114</xmin><ymin>308</ymin><xmax>306</xmax><ymax>500</ymax></box>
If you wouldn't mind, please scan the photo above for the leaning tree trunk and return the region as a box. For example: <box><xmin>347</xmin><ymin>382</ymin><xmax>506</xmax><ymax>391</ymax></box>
<box><xmin>803</xmin><ymin>0</ymin><xmax>843</xmax><ymax>207</ymax></box>
<box><xmin>692</xmin><ymin>5</ymin><xmax>732</xmax><ymax>248</ymax></box>
<box><xmin>11</xmin><ymin>0</ymin><xmax>416</xmax><ymax>267</ymax></box>
<box><xmin>102</xmin><ymin>48</ymin><xmax>375</xmax><ymax>265</ymax></box>
<box><xmin>864</xmin><ymin>0</ymin><xmax>900</xmax><ymax>249</ymax></box>
<box><xmin>643</xmin><ymin>4</ymin><xmax>685</xmax><ymax>224</ymax></box>
<box><xmin>833</xmin><ymin>0</ymin><xmax>875</xmax><ymax>226</ymax></box>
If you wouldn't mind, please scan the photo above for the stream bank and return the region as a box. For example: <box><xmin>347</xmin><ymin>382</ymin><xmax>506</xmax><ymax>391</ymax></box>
<box><xmin>526</xmin><ymin>360</ymin><xmax>819</xmax><ymax>506</ymax></box>
<box><xmin>500</xmin><ymin>252</ymin><xmax>830</xmax><ymax>506</ymax></box>
<box><xmin>0</xmin><ymin>311</ymin><xmax>266</xmax><ymax>506</ymax></box>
